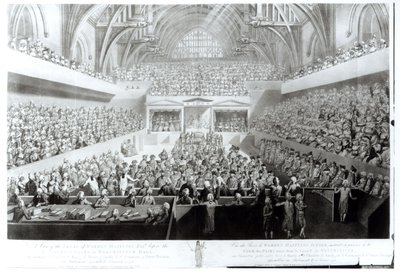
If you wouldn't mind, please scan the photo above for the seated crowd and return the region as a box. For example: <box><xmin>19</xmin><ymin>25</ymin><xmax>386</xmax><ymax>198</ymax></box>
<box><xmin>7</xmin><ymin>133</ymin><xmax>388</xmax><ymax>237</ymax></box>
<box><xmin>215</xmin><ymin>113</ymin><xmax>248</xmax><ymax>132</ymax></box>
<box><xmin>259</xmin><ymin>139</ymin><xmax>390</xmax><ymax>199</ymax></box>
<box><xmin>151</xmin><ymin>111</ymin><xmax>181</xmax><ymax>132</ymax></box>
<box><xmin>286</xmin><ymin>35</ymin><xmax>387</xmax><ymax>81</ymax></box>
<box><xmin>9</xmin><ymin>37</ymin><xmax>113</xmax><ymax>83</ymax></box>
<box><xmin>113</xmin><ymin>62</ymin><xmax>286</xmax><ymax>96</ymax></box>
<box><xmin>7</xmin><ymin>132</ymin><xmax>262</xmax><ymax>203</ymax></box>
<box><xmin>251</xmin><ymin>81</ymin><xmax>390</xmax><ymax>167</ymax></box>
<box><xmin>7</xmin><ymin>102</ymin><xmax>144</xmax><ymax>168</ymax></box>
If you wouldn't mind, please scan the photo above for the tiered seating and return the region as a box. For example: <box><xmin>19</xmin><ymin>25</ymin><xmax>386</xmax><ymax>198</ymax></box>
<box><xmin>285</xmin><ymin>36</ymin><xmax>387</xmax><ymax>81</ymax></box>
<box><xmin>259</xmin><ymin>139</ymin><xmax>389</xmax><ymax>199</ymax></box>
<box><xmin>113</xmin><ymin>62</ymin><xmax>286</xmax><ymax>96</ymax></box>
<box><xmin>251</xmin><ymin>81</ymin><xmax>390</xmax><ymax>168</ymax></box>
<box><xmin>7</xmin><ymin>103</ymin><xmax>144</xmax><ymax>168</ymax></box>
<box><xmin>9</xmin><ymin>38</ymin><xmax>113</xmax><ymax>83</ymax></box>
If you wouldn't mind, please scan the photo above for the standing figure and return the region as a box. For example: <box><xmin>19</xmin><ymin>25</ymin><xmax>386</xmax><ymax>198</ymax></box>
<box><xmin>295</xmin><ymin>193</ymin><xmax>307</xmax><ymax>238</ymax></box>
<box><xmin>203</xmin><ymin>193</ymin><xmax>218</xmax><ymax>234</ymax></box>
<box><xmin>334</xmin><ymin>180</ymin><xmax>357</xmax><ymax>222</ymax></box>
<box><xmin>263</xmin><ymin>197</ymin><xmax>275</xmax><ymax>239</ymax></box>
<box><xmin>275</xmin><ymin>193</ymin><xmax>295</xmax><ymax>238</ymax></box>
<box><xmin>195</xmin><ymin>241</ymin><xmax>205</xmax><ymax>268</ymax></box>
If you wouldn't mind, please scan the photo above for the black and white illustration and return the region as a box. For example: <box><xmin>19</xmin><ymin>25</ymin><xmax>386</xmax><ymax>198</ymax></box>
<box><xmin>4</xmin><ymin>2</ymin><xmax>394</xmax><ymax>268</ymax></box>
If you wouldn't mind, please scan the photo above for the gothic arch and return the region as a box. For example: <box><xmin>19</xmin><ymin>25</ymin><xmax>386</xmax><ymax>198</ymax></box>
<box><xmin>10</xmin><ymin>5</ymin><xmax>47</xmax><ymax>39</ymax></box>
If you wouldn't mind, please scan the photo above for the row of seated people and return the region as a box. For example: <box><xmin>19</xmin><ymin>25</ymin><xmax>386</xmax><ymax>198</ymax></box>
<box><xmin>259</xmin><ymin>139</ymin><xmax>390</xmax><ymax>199</ymax></box>
<box><xmin>178</xmin><ymin>132</ymin><xmax>223</xmax><ymax>147</ymax></box>
<box><xmin>151</xmin><ymin>112</ymin><xmax>181</xmax><ymax>132</ymax></box>
<box><xmin>6</xmin><ymin>132</ymin><xmax>275</xmax><ymax>202</ymax></box>
<box><xmin>113</xmin><ymin>62</ymin><xmax>285</xmax><ymax>96</ymax></box>
<box><xmin>215</xmin><ymin>116</ymin><xmax>248</xmax><ymax>132</ymax></box>
<box><xmin>285</xmin><ymin>35</ymin><xmax>388</xmax><ymax>81</ymax></box>
<box><xmin>7</xmin><ymin>102</ymin><xmax>144</xmax><ymax>168</ymax></box>
<box><xmin>9</xmin><ymin>37</ymin><xmax>113</xmax><ymax>83</ymax></box>
<box><xmin>251</xmin><ymin>81</ymin><xmax>390</xmax><ymax>167</ymax></box>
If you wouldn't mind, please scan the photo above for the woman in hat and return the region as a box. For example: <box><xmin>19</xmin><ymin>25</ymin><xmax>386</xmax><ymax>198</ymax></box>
<box><xmin>334</xmin><ymin>180</ymin><xmax>357</xmax><ymax>222</ymax></box>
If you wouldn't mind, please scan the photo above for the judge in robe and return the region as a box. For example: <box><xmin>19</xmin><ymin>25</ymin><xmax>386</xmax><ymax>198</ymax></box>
<box><xmin>94</xmin><ymin>189</ymin><xmax>110</xmax><ymax>208</ymax></box>
<box><xmin>27</xmin><ymin>188</ymin><xmax>48</xmax><ymax>208</ymax></box>
<box><xmin>121</xmin><ymin>188</ymin><xmax>136</xmax><ymax>207</ymax></box>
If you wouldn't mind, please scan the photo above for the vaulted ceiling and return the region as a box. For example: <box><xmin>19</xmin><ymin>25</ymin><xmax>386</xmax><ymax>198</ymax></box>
<box><xmin>38</xmin><ymin>3</ymin><xmax>389</xmax><ymax>73</ymax></box>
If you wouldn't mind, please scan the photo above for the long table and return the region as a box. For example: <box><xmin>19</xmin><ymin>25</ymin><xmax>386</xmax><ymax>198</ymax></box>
<box><xmin>7</xmin><ymin>197</ymin><xmax>175</xmax><ymax>240</ymax></box>
<box><xmin>7</xmin><ymin>204</ymin><xmax>159</xmax><ymax>224</ymax></box>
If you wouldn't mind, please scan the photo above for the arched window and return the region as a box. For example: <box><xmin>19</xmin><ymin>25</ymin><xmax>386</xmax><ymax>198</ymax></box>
<box><xmin>16</xmin><ymin>6</ymin><xmax>34</xmax><ymax>39</ymax></box>
<box><xmin>358</xmin><ymin>5</ymin><xmax>383</xmax><ymax>41</ymax></box>
<box><xmin>172</xmin><ymin>29</ymin><xmax>224</xmax><ymax>59</ymax></box>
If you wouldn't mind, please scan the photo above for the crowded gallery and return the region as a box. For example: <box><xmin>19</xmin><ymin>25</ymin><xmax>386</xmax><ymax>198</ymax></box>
<box><xmin>6</xmin><ymin>3</ymin><xmax>391</xmax><ymax>240</ymax></box>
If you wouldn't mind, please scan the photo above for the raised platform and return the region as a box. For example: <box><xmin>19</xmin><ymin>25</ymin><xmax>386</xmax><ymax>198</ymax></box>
<box><xmin>281</xmin><ymin>48</ymin><xmax>390</xmax><ymax>94</ymax></box>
